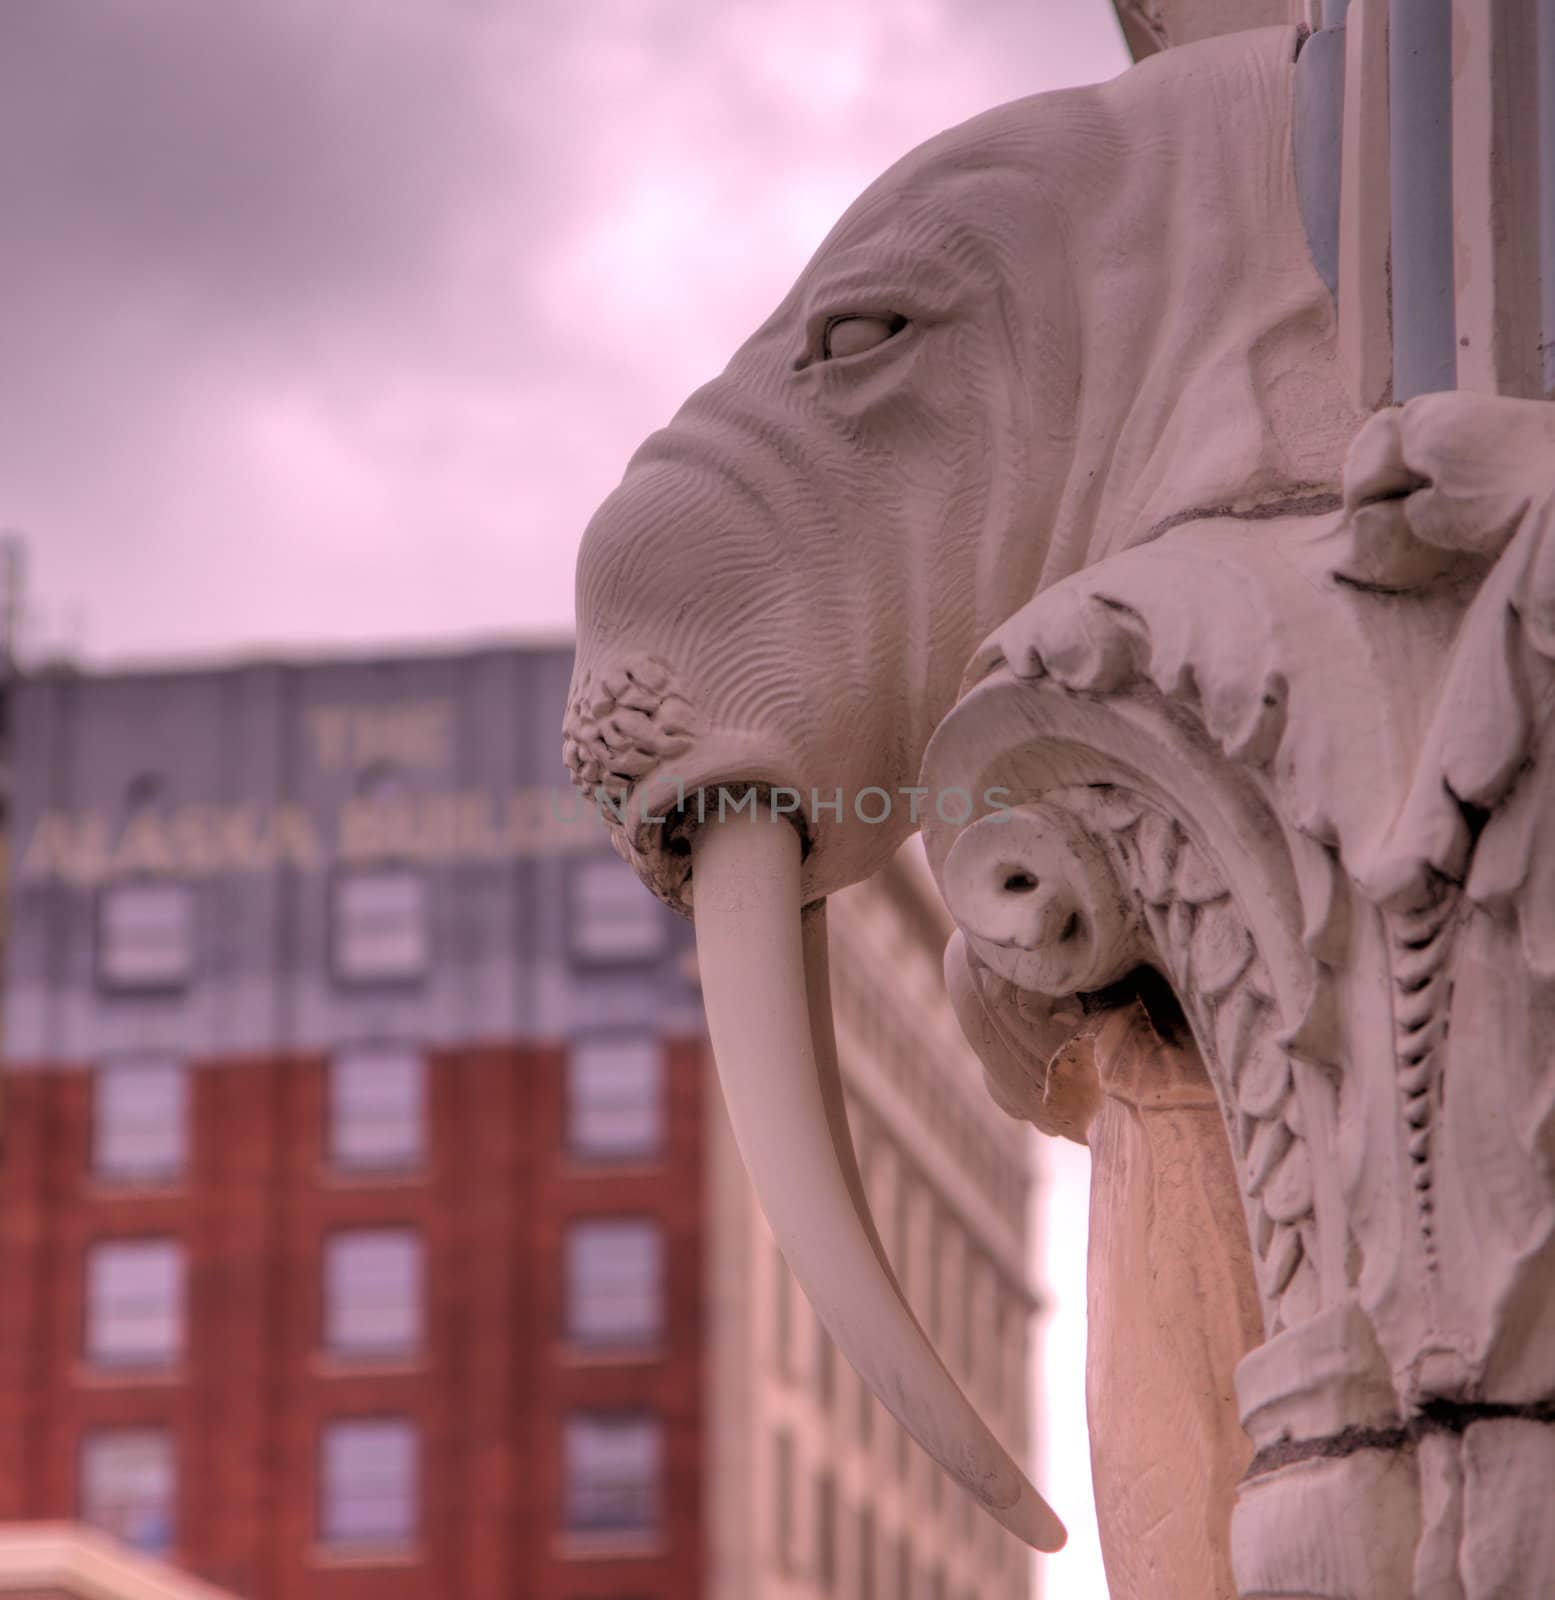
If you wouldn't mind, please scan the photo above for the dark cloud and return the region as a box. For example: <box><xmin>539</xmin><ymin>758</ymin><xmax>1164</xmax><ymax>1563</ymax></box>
<box><xmin>0</xmin><ymin>0</ymin><xmax>1126</xmax><ymax>662</ymax></box>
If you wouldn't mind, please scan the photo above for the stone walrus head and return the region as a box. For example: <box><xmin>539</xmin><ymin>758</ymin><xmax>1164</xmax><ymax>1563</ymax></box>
<box><xmin>564</xmin><ymin>24</ymin><xmax>1363</xmax><ymax>1548</ymax></box>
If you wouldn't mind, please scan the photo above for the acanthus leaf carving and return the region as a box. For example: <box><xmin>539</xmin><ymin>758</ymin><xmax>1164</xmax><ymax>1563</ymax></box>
<box><xmin>924</xmin><ymin>391</ymin><xmax>1555</xmax><ymax>1598</ymax></box>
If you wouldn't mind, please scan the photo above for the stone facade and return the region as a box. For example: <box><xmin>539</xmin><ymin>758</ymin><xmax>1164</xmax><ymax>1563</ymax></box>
<box><xmin>9</xmin><ymin>646</ymin><xmax>700</xmax><ymax>1065</ymax></box>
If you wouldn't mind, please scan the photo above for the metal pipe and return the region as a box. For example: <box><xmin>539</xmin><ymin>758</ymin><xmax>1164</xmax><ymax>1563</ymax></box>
<box><xmin>1540</xmin><ymin>0</ymin><xmax>1555</xmax><ymax>396</ymax></box>
<box><xmin>1390</xmin><ymin>0</ymin><xmax>1457</xmax><ymax>396</ymax></box>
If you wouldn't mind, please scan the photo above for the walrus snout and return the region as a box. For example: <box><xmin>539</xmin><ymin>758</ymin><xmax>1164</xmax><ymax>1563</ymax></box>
<box><xmin>562</xmin><ymin>656</ymin><xmax>700</xmax><ymax>812</ymax></box>
<box><xmin>565</xmin><ymin>420</ymin><xmax>846</xmax><ymax>907</ymax></box>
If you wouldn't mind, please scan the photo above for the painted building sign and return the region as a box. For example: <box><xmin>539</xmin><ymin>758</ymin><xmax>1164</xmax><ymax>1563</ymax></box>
<box><xmin>18</xmin><ymin>788</ymin><xmax>612</xmax><ymax>887</ymax></box>
<box><xmin>17</xmin><ymin>696</ymin><xmax>623</xmax><ymax>886</ymax></box>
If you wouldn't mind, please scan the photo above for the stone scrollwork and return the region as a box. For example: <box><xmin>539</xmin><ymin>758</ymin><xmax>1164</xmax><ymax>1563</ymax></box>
<box><xmin>923</xmin><ymin>393</ymin><xmax>1555</xmax><ymax>1599</ymax></box>
<box><xmin>944</xmin><ymin>782</ymin><xmax>1319</xmax><ymax>1338</ymax></box>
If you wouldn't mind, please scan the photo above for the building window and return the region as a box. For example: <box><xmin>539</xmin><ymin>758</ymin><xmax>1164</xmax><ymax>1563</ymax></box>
<box><xmin>566</xmin><ymin>1036</ymin><xmax>662</xmax><ymax>1161</ymax></box>
<box><xmin>319</xmin><ymin>1418</ymin><xmax>419</xmax><ymax>1549</ymax></box>
<box><xmin>85</xmin><ymin>1239</ymin><xmax>184</xmax><ymax>1369</ymax></box>
<box><xmin>328</xmin><ymin>1045</ymin><xmax>426</xmax><ymax>1172</ymax></box>
<box><xmin>93</xmin><ymin>1059</ymin><xmax>187</xmax><ymax>1184</ymax></box>
<box><xmin>814</xmin><ymin>1471</ymin><xmax>837</xmax><ymax>1594</ymax></box>
<box><xmin>563</xmin><ymin>1412</ymin><xmax>661</xmax><ymax>1538</ymax></box>
<box><xmin>80</xmin><ymin>1428</ymin><xmax>175</xmax><ymax>1556</ymax></box>
<box><xmin>773</xmin><ymin>1428</ymin><xmax>796</xmax><ymax>1574</ymax></box>
<box><xmin>567</xmin><ymin>857</ymin><xmax>664</xmax><ymax>964</ymax></box>
<box><xmin>565</xmin><ymin>1218</ymin><xmax>663</xmax><ymax>1350</ymax></box>
<box><xmin>892</xmin><ymin>1171</ymin><xmax>914</xmax><ymax>1302</ymax></box>
<box><xmin>857</xmin><ymin>1369</ymin><xmax>875</xmax><ymax>1449</ymax></box>
<box><xmin>990</xmin><ymin>1294</ymin><xmax>1009</xmax><ymax>1410</ymax></box>
<box><xmin>332</xmin><ymin>868</ymin><xmax>429</xmax><ymax>983</ymax></box>
<box><xmin>96</xmin><ymin>881</ymin><xmax>194</xmax><ymax>990</ymax></box>
<box><xmin>324</xmin><ymin>1229</ymin><xmax>423</xmax><ymax>1360</ymax></box>
<box><xmin>927</xmin><ymin>1208</ymin><xmax>944</xmax><ymax>1343</ymax></box>
<box><xmin>962</xmin><ymin>1253</ymin><xmax>982</xmax><ymax>1390</ymax></box>
<box><xmin>814</xmin><ymin>1323</ymin><xmax>836</xmax><ymax>1411</ymax></box>
<box><xmin>772</xmin><ymin>1241</ymin><xmax>793</xmax><ymax>1381</ymax></box>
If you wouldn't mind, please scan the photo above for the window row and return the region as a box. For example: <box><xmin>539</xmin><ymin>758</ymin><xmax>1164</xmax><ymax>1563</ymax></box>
<box><xmin>89</xmin><ymin>1033</ymin><xmax>666</xmax><ymax>1186</ymax></box>
<box><xmin>88</xmin><ymin>1048</ymin><xmax>428</xmax><ymax>1185</ymax></box>
<box><xmin>836</xmin><ymin>959</ymin><xmax>1029</xmax><ymax>1221</ymax></box>
<box><xmin>861</xmin><ymin>1144</ymin><xmax>1027</xmax><ymax>1411</ymax></box>
<box><xmin>773</xmin><ymin>1432</ymin><xmax>986</xmax><ymax>1599</ymax></box>
<box><xmin>95</xmin><ymin>855</ymin><xmax>667</xmax><ymax>991</ymax></box>
<box><xmin>79</xmin><ymin>1418</ymin><xmax>421</xmax><ymax>1556</ymax></box>
<box><xmin>82</xmin><ymin>1216</ymin><xmax>668</xmax><ymax>1368</ymax></box>
<box><xmin>771</xmin><ymin>1236</ymin><xmax>1026</xmax><ymax>1487</ymax></box>
<box><xmin>79</xmin><ymin>1411</ymin><xmax>665</xmax><ymax>1558</ymax></box>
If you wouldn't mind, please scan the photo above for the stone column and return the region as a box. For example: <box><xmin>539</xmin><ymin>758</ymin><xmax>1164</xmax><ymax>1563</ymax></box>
<box><xmin>925</xmin><ymin>393</ymin><xmax>1555</xmax><ymax>1598</ymax></box>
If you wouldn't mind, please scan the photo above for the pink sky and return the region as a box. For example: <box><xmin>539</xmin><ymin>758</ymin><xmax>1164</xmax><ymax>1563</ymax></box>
<box><xmin>4</xmin><ymin>3</ymin><xmax>1131</xmax><ymax>1591</ymax></box>
<box><xmin>6</xmin><ymin>0</ymin><xmax>1128</xmax><ymax>666</ymax></box>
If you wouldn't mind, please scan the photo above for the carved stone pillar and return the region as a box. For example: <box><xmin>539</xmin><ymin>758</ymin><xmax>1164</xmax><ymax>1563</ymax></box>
<box><xmin>922</xmin><ymin>394</ymin><xmax>1555</xmax><ymax>1598</ymax></box>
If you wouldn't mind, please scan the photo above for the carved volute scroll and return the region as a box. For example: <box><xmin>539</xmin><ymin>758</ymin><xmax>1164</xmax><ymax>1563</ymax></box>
<box><xmin>922</xmin><ymin>394</ymin><xmax>1555</xmax><ymax>1599</ymax></box>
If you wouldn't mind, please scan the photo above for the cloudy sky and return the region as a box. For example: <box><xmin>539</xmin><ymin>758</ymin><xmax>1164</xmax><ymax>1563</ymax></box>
<box><xmin>4</xmin><ymin>2</ymin><xmax>1130</xmax><ymax>1591</ymax></box>
<box><xmin>3</xmin><ymin>0</ymin><xmax>1127</xmax><ymax>664</ymax></box>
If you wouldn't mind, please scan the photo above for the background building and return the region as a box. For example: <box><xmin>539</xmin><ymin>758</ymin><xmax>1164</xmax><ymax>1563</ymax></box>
<box><xmin>0</xmin><ymin>644</ymin><xmax>1036</xmax><ymax>1599</ymax></box>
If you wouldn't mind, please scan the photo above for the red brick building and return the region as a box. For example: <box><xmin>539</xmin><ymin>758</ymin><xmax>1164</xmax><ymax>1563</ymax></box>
<box><xmin>0</xmin><ymin>1041</ymin><xmax>707</xmax><ymax>1600</ymax></box>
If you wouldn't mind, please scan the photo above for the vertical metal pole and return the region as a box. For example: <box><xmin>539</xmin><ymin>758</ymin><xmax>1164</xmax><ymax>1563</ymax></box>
<box><xmin>0</xmin><ymin>535</ymin><xmax>20</xmax><ymax>1099</ymax></box>
<box><xmin>1390</xmin><ymin>0</ymin><xmax>1458</xmax><ymax>396</ymax></box>
<box><xmin>1453</xmin><ymin>0</ymin><xmax>1544</xmax><ymax>395</ymax></box>
<box><xmin>1540</xmin><ymin>0</ymin><xmax>1555</xmax><ymax>396</ymax></box>
<box><xmin>1295</xmin><ymin>23</ymin><xmax>1347</xmax><ymax>297</ymax></box>
<box><xmin>1340</xmin><ymin>0</ymin><xmax>1395</xmax><ymax>408</ymax></box>
<box><xmin>0</xmin><ymin>536</ymin><xmax>21</xmax><ymax>667</ymax></box>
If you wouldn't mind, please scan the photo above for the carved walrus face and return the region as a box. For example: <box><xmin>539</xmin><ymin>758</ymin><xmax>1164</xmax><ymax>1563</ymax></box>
<box><xmin>564</xmin><ymin>120</ymin><xmax>1076</xmax><ymax>909</ymax></box>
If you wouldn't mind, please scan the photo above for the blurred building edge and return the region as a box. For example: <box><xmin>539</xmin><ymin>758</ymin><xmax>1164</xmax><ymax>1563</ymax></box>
<box><xmin>0</xmin><ymin>642</ymin><xmax>1036</xmax><ymax>1600</ymax></box>
<box><xmin>0</xmin><ymin>529</ymin><xmax>24</xmax><ymax>847</ymax></box>
<box><xmin>0</xmin><ymin>534</ymin><xmax>24</xmax><ymax>671</ymax></box>
<box><xmin>705</xmin><ymin>839</ymin><xmax>1039</xmax><ymax>1600</ymax></box>
<box><xmin>0</xmin><ymin>533</ymin><xmax>23</xmax><ymax>1098</ymax></box>
<box><xmin>0</xmin><ymin>1521</ymin><xmax>237</xmax><ymax>1599</ymax></box>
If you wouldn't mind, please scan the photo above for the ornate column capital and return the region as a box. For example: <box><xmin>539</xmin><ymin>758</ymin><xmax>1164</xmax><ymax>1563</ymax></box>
<box><xmin>921</xmin><ymin>393</ymin><xmax>1555</xmax><ymax>1597</ymax></box>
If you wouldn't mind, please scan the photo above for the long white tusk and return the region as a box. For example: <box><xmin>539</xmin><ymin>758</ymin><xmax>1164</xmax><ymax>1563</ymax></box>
<box><xmin>692</xmin><ymin>804</ymin><xmax>1066</xmax><ymax>1552</ymax></box>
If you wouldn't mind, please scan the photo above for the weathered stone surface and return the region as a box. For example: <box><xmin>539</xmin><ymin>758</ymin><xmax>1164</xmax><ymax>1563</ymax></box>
<box><xmin>924</xmin><ymin>391</ymin><xmax>1555</xmax><ymax>1595</ymax></box>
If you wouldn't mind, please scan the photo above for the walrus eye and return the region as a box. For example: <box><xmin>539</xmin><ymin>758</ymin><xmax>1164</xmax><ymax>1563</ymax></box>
<box><xmin>822</xmin><ymin>313</ymin><xmax>907</xmax><ymax>360</ymax></box>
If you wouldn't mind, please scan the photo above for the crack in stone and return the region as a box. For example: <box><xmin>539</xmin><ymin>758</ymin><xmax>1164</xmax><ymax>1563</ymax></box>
<box><xmin>1139</xmin><ymin>489</ymin><xmax>1344</xmax><ymax>545</ymax></box>
<box><xmin>1245</xmin><ymin>1399</ymin><xmax>1555</xmax><ymax>1480</ymax></box>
